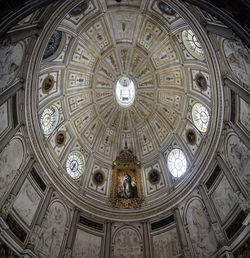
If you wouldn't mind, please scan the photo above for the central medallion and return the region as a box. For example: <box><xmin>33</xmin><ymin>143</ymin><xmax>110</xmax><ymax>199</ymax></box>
<box><xmin>115</xmin><ymin>76</ymin><xmax>135</xmax><ymax>107</ymax></box>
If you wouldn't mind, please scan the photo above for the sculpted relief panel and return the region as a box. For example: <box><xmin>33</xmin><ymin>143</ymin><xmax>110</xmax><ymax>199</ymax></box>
<box><xmin>211</xmin><ymin>176</ymin><xmax>237</xmax><ymax>222</ymax></box>
<box><xmin>0</xmin><ymin>102</ymin><xmax>8</xmax><ymax>136</ymax></box>
<box><xmin>13</xmin><ymin>179</ymin><xmax>41</xmax><ymax>226</ymax></box>
<box><xmin>227</xmin><ymin>134</ymin><xmax>250</xmax><ymax>194</ymax></box>
<box><xmin>0</xmin><ymin>138</ymin><xmax>24</xmax><ymax>199</ymax></box>
<box><xmin>152</xmin><ymin>227</ymin><xmax>182</xmax><ymax>258</ymax></box>
<box><xmin>0</xmin><ymin>42</ymin><xmax>24</xmax><ymax>93</ymax></box>
<box><xmin>72</xmin><ymin>229</ymin><xmax>102</xmax><ymax>258</ymax></box>
<box><xmin>35</xmin><ymin>201</ymin><xmax>67</xmax><ymax>258</ymax></box>
<box><xmin>113</xmin><ymin>227</ymin><xmax>142</xmax><ymax>258</ymax></box>
<box><xmin>186</xmin><ymin>199</ymin><xmax>217</xmax><ymax>257</ymax></box>
<box><xmin>223</xmin><ymin>39</ymin><xmax>250</xmax><ymax>91</ymax></box>
<box><xmin>239</xmin><ymin>98</ymin><xmax>250</xmax><ymax>133</ymax></box>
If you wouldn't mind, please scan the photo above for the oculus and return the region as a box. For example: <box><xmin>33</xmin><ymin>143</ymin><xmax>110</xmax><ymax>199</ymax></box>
<box><xmin>148</xmin><ymin>169</ymin><xmax>160</xmax><ymax>184</ymax></box>
<box><xmin>195</xmin><ymin>73</ymin><xmax>208</xmax><ymax>91</ymax></box>
<box><xmin>43</xmin><ymin>31</ymin><xmax>62</xmax><ymax>59</ymax></box>
<box><xmin>66</xmin><ymin>151</ymin><xmax>85</xmax><ymax>179</ymax></box>
<box><xmin>70</xmin><ymin>1</ymin><xmax>88</xmax><ymax>16</ymax></box>
<box><xmin>40</xmin><ymin>105</ymin><xmax>59</xmax><ymax>135</ymax></box>
<box><xmin>42</xmin><ymin>75</ymin><xmax>54</xmax><ymax>93</ymax></box>
<box><xmin>158</xmin><ymin>1</ymin><xmax>176</xmax><ymax>15</ymax></box>
<box><xmin>182</xmin><ymin>29</ymin><xmax>205</xmax><ymax>60</ymax></box>
<box><xmin>93</xmin><ymin>170</ymin><xmax>105</xmax><ymax>186</ymax></box>
<box><xmin>192</xmin><ymin>103</ymin><xmax>209</xmax><ymax>132</ymax></box>
<box><xmin>167</xmin><ymin>149</ymin><xmax>187</xmax><ymax>177</ymax></box>
<box><xmin>56</xmin><ymin>131</ymin><xmax>66</xmax><ymax>146</ymax></box>
<box><xmin>115</xmin><ymin>76</ymin><xmax>135</xmax><ymax>108</ymax></box>
<box><xmin>186</xmin><ymin>129</ymin><xmax>196</xmax><ymax>145</ymax></box>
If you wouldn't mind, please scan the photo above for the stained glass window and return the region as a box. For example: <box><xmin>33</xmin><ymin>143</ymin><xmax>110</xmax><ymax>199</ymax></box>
<box><xmin>182</xmin><ymin>29</ymin><xmax>204</xmax><ymax>60</ymax></box>
<box><xmin>167</xmin><ymin>149</ymin><xmax>187</xmax><ymax>177</ymax></box>
<box><xmin>66</xmin><ymin>151</ymin><xmax>85</xmax><ymax>179</ymax></box>
<box><xmin>40</xmin><ymin>105</ymin><xmax>59</xmax><ymax>135</ymax></box>
<box><xmin>192</xmin><ymin>103</ymin><xmax>210</xmax><ymax>132</ymax></box>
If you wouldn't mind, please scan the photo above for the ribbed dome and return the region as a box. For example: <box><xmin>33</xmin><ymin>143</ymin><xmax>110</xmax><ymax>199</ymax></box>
<box><xmin>25</xmin><ymin>0</ymin><xmax>222</xmax><ymax>217</ymax></box>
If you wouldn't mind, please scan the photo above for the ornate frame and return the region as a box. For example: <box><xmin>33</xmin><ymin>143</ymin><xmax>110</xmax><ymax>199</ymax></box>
<box><xmin>110</xmin><ymin>148</ymin><xmax>144</xmax><ymax>208</ymax></box>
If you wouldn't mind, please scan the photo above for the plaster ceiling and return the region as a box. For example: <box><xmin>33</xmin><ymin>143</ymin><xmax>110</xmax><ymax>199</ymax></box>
<box><xmin>31</xmin><ymin>0</ymin><xmax>221</xmax><ymax>210</ymax></box>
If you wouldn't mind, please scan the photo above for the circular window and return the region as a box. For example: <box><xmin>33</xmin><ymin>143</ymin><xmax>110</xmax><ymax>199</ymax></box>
<box><xmin>192</xmin><ymin>103</ymin><xmax>210</xmax><ymax>132</ymax></box>
<box><xmin>115</xmin><ymin>76</ymin><xmax>135</xmax><ymax>107</ymax></box>
<box><xmin>167</xmin><ymin>149</ymin><xmax>187</xmax><ymax>177</ymax></box>
<box><xmin>66</xmin><ymin>151</ymin><xmax>85</xmax><ymax>179</ymax></box>
<box><xmin>182</xmin><ymin>29</ymin><xmax>204</xmax><ymax>60</ymax></box>
<box><xmin>40</xmin><ymin>105</ymin><xmax>59</xmax><ymax>135</ymax></box>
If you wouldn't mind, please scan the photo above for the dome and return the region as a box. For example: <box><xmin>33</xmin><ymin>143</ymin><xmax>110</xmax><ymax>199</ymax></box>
<box><xmin>26</xmin><ymin>0</ymin><xmax>223</xmax><ymax>218</ymax></box>
<box><xmin>0</xmin><ymin>0</ymin><xmax>249</xmax><ymax>257</ymax></box>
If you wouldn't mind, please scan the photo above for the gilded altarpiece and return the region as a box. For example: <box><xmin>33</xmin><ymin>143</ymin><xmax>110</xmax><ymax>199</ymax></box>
<box><xmin>110</xmin><ymin>148</ymin><xmax>144</xmax><ymax>208</ymax></box>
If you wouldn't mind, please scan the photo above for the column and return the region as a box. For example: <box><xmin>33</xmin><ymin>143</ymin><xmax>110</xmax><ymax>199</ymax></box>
<box><xmin>104</xmin><ymin>221</ymin><xmax>112</xmax><ymax>258</ymax></box>
<box><xmin>35</xmin><ymin>187</ymin><xmax>54</xmax><ymax>226</ymax></box>
<box><xmin>142</xmin><ymin>221</ymin><xmax>151</xmax><ymax>258</ymax></box>
<box><xmin>198</xmin><ymin>184</ymin><xmax>227</xmax><ymax>246</ymax></box>
<box><xmin>205</xmin><ymin>23</ymin><xmax>235</xmax><ymax>39</ymax></box>
<box><xmin>174</xmin><ymin>208</ymin><xmax>191</xmax><ymax>257</ymax></box>
<box><xmin>224</xmin><ymin>78</ymin><xmax>250</xmax><ymax>105</ymax></box>
<box><xmin>0</xmin><ymin>158</ymin><xmax>34</xmax><ymax>218</ymax></box>
<box><xmin>0</xmin><ymin>81</ymin><xmax>23</xmax><ymax>107</ymax></box>
<box><xmin>63</xmin><ymin>208</ymin><xmax>79</xmax><ymax>257</ymax></box>
<box><xmin>26</xmin><ymin>187</ymin><xmax>54</xmax><ymax>249</ymax></box>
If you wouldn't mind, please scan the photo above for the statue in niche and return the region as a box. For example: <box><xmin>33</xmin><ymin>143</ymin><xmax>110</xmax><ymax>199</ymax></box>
<box><xmin>187</xmin><ymin>199</ymin><xmax>217</xmax><ymax>257</ymax></box>
<box><xmin>227</xmin><ymin>135</ymin><xmax>250</xmax><ymax>194</ymax></box>
<box><xmin>110</xmin><ymin>144</ymin><xmax>143</xmax><ymax>208</ymax></box>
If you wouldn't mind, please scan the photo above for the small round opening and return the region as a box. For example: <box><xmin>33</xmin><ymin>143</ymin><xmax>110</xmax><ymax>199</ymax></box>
<box><xmin>115</xmin><ymin>76</ymin><xmax>135</xmax><ymax>107</ymax></box>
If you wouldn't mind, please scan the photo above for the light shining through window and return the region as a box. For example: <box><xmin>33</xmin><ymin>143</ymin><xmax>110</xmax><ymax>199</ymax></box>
<box><xmin>167</xmin><ymin>149</ymin><xmax>187</xmax><ymax>177</ymax></box>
